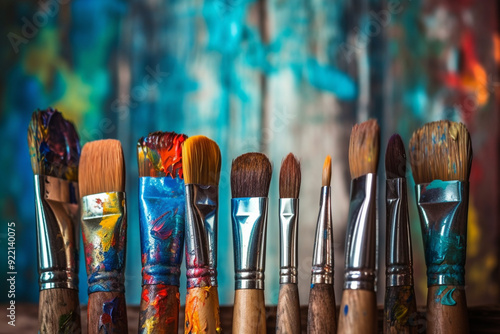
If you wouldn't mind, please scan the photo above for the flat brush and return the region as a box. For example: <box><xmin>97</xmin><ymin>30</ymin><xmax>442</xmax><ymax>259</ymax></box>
<box><xmin>28</xmin><ymin>108</ymin><xmax>81</xmax><ymax>333</ymax></box>
<box><xmin>137</xmin><ymin>131</ymin><xmax>187</xmax><ymax>333</ymax></box>
<box><xmin>384</xmin><ymin>134</ymin><xmax>417</xmax><ymax>334</ymax></box>
<box><xmin>338</xmin><ymin>119</ymin><xmax>380</xmax><ymax>334</ymax></box>
<box><xmin>409</xmin><ymin>120</ymin><xmax>472</xmax><ymax>334</ymax></box>
<box><xmin>182</xmin><ymin>135</ymin><xmax>222</xmax><ymax>334</ymax></box>
<box><xmin>276</xmin><ymin>153</ymin><xmax>301</xmax><ymax>334</ymax></box>
<box><xmin>307</xmin><ymin>155</ymin><xmax>336</xmax><ymax>334</ymax></box>
<box><xmin>79</xmin><ymin>139</ymin><xmax>128</xmax><ymax>334</ymax></box>
<box><xmin>231</xmin><ymin>152</ymin><xmax>272</xmax><ymax>334</ymax></box>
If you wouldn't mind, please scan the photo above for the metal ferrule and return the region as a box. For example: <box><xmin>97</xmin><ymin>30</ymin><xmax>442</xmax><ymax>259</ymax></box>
<box><xmin>344</xmin><ymin>173</ymin><xmax>377</xmax><ymax>291</ymax></box>
<box><xmin>139</xmin><ymin>177</ymin><xmax>185</xmax><ymax>287</ymax></box>
<box><xmin>231</xmin><ymin>197</ymin><xmax>268</xmax><ymax>290</ymax></box>
<box><xmin>416</xmin><ymin>180</ymin><xmax>468</xmax><ymax>287</ymax></box>
<box><xmin>279</xmin><ymin>198</ymin><xmax>299</xmax><ymax>284</ymax></box>
<box><xmin>81</xmin><ymin>192</ymin><xmax>127</xmax><ymax>294</ymax></box>
<box><xmin>311</xmin><ymin>186</ymin><xmax>334</xmax><ymax>285</ymax></box>
<box><xmin>184</xmin><ymin>184</ymin><xmax>218</xmax><ymax>288</ymax></box>
<box><xmin>386</xmin><ymin>178</ymin><xmax>413</xmax><ymax>287</ymax></box>
<box><xmin>34</xmin><ymin>175</ymin><xmax>80</xmax><ymax>291</ymax></box>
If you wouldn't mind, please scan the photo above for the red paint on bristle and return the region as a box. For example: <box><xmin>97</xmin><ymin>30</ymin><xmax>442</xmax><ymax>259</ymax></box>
<box><xmin>141</xmin><ymin>132</ymin><xmax>187</xmax><ymax>178</ymax></box>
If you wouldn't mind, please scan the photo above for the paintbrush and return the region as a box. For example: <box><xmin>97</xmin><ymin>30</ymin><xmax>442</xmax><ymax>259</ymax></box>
<box><xmin>182</xmin><ymin>135</ymin><xmax>222</xmax><ymax>333</ymax></box>
<box><xmin>337</xmin><ymin>119</ymin><xmax>379</xmax><ymax>334</ymax></box>
<box><xmin>384</xmin><ymin>134</ymin><xmax>417</xmax><ymax>334</ymax></box>
<box><xmin>409</xmin><ymin>120</ymin><xmax>472</xmax><ymax>334</ymax></box>
<box><xmin>307</xmin><ymin>155</ymin><xmax>336</xmax><ymax>334</ymax></box>
<box><xmin>276</xmin><ymin>153</ymin><xmax>301</xmax><ymax>334</ymax></box>
<box><xmin>231</xmin><ymin>152</ymin><xmax>272</xmax><ymax>334</ymax></box>
<box><xmin>137</xmin><ymin>131</ymin><xmax>188</xmax><ymax>333</ymax></box>
<box><xmin>79</xmin><ymin>139</ymin><xmax>128</xmax><ymax>334</ymax></box>
<box><xmin>28</xmin><ymin>108</ymin><xmax>82</xmax><ymax>333</ymax></box>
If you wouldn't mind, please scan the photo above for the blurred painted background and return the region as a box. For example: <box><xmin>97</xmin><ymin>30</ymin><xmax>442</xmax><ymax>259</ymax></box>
<box><xmin>0</xmin><ymin>0</ymin><xmax>498</xmax><ymax>309</ymax></box>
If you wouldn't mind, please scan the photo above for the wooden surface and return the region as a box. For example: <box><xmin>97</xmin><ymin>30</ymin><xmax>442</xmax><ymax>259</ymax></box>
<box><xmin>276</xmin><ymin>283</ymin><xmax>301</xmax><ymax>334</ymax></box>
<box><xmin>307</xmin><ymin>283</ymin><xmax>337</xmax><ymax>334</ymax></box>
<box><xmin>337</xmin><ymin>289</ymin><xmax>377</xmax><ymax>334</ymax></box>
<box><xmin>139</xmin><ymin>284</ymin><xmax>179</xmax><ymax>333</ymax></box>
<box><xmin>87</xmin><ymin>292</ymin><xmax>128</xmax><ymax>334</ymax></box>
<box><xmin>383</xmin><ymin>286</ymin><xmax>417</xmax><ymax>334</ymax></box>
<box><xmin>2</xmin><ymin>304</ymin><xmax>500</xmax><ymax>333</ymax></box>
<box><xmin>426</xmin><ymin>286</ymin><xmax>469</xmax><ymax>334</ymax></box>
<box><xmin>38</xmin><ymin>289</ymin><xmax>81</xmax><ymax>333</ymax></box>
<box><xmin>233</xmin><ymin>289</ymin><xmax>267</xmax><ymax>334</ymax></box>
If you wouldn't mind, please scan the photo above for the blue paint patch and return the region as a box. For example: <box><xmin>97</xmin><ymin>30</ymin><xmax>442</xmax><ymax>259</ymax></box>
<box><xmin>344</xmin><ymin>304</ymin><xmax>348</xmax><ymax>316</ymax></box>
<box><xmin>441</xmin><ymin>288</ymin><xmax>457</xmax><ymax>306</ymax></box>
<box><xmin>425</xmin><ymin>179</ymin><xmax>448</xmax><ymax>191</ymax></box>
<box><xmin>306</xmin><ymin>58</ymin><xmax>357</xmax><ymax>100</ymax></box>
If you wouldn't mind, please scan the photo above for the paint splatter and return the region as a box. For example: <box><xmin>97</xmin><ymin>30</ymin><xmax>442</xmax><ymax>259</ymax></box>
<box><xmin>435</xmin><ymin>286</ymin><xmax>457</xmax><ymax>306</ymax></box>
<box><xmin>344</xmin><ymin>304</ymin><xmax>348</xmax><ymax>316</ymax></box>
<box><xmin>185</xmin><ymin>287</ymin><xmax>221</xmax><ymax>333</ymax></box>
<box><xmin>138</xmin><ymin>132</ymin><xmax>187</xmax><ymax>178</ymax></box>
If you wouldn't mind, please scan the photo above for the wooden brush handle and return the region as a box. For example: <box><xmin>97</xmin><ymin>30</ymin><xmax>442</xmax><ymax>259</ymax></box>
<box><xmin>276</xmin><ymin>283</ymin><xmax>301</xmax><ymax>334</ymax></box>
<box><xmin>384</xmin><ymin>286</ymin><xmax>417</xmax><ymax>334</ymax></box>
<box><xmin>337</xmin><ymin>289</ymin><xmax>377</xmax><ymax>334</ymax></box>
<box><xmin>233</xmin><ymin>289</ymin><xmax>266</xmax><ymax>334</ymax></box>
<box><xmin>184</xmin><ymin>286</ymin><xmax>221</xmax><ymax>333</ymax></box>
<box><xmin>307</xmin><ymin>283</ymin><xmax>336</xmax><ymax>334</ymax></box>
<box><xmin>87</xmin><ymin>292</ymin><xmax>128</xmax><ymax>334</ymax></box>
<box><xmin>38</xmin><ymin>288</ymin><xmax>81</xmax><ymax>333</ymax></box>
<box><xmin>139</xmin><ymin>284</ymin><xmax>179</xmax><ymax>333</ymax></box>
<box><xmin>426</xmin><ymin>285</ymin><xmax>469</xmax><ymax>334</ymax></box>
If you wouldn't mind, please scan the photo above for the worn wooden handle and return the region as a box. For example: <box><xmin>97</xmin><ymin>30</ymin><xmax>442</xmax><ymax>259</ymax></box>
<box><xmin>337</xmin><ymin>289</ymin><xmax>377</xmax><ymax>334</ymax></box>
<box><xmin>139</xmin><ymin>284</ymin><xmax>179</xmax><ymax>333</ymax></box>
<box><xmin>233</xmin><ymin>289</ymin><xmax>266</xmax><ymax>334</ymax></box>
<box><xmin>38</xmin><ymin>288</ymin><xmax>81</xmax><ymax>333</ymax></box>
<box><xmin>184</xmin><ymin>286</ymin><xmax>221</xmax><ymax>333</ymax></box>
<box><xmin>426</xmin><ymin>285</ymin><xmax>469</xmax><ymax>334</ymax></box>
<box><xmin>87</xmin><ymin>292</ymin><xmax>128</xmax><ymax>334</ymax></box>
<box><xmin>276</xmin><ymin>283</ymin><xmax>301</xmax><ymax>334</ymax></box>
<box><xmin>384</xmin><ymin>286</ymin><xmax>418</xmax><ymax>334</ymax></box>
<box><xmin>307</xmin><ymin>283</ymin><xmax>336</xmax><ymax>334</ymax></box>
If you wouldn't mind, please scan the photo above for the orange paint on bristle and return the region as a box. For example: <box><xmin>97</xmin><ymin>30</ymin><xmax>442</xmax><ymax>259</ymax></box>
<box><xmin>137</xmin><ymin>132</ymin><xmax>187</xmax><ymax>178</ymax></box>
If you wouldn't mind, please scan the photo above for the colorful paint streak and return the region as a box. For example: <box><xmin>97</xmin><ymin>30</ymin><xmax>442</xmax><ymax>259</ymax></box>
<box><xmin>81</xmin><ymin>192</ymin><xmax>127</xmax><ymax>293</ymax></box>
<box><xmin>384</xmin><ymin>286</ymin><xmax>417</xmax><ymax>331</ymax></box>
<box><xmin>434</xmin><ymin>286</ymin><xmax>458</xmax><ymax>306</ymax></box>
<box><xmin>138</xmin><ymin>132</ymin><xmax>187</xmax><ymax>178</ymax></box>
<box><xmin>27</xmin><ymin>108</ymin><xmax>80</xmax><ymax>180</ymax></box>
<box><xmin>184</xmin><ymin>286</ymin><xmax>222</xmax><ymax>334</ymax></box>
<box><xmin>139</xmin><ymin>177</ymin><xmax>185</xmax><ymax>286</ymax></box>
<box><xmin>139</xmin><ymin>284</ymin><xmax>180</xmax><ymax>333</ymax></box>
<box><xmin>99</xmin><ymin>297</ymin><xmax>122</xmax><ymax>333</ymax></box>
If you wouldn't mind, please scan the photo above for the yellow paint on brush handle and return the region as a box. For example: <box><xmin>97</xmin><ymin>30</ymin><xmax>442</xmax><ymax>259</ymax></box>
<box><xmin>233</xmin><ymin>289</ymin><xmax>267</xmax><ymax>334</ymax></box>
<box><xmin>184</xmin><ymin>286</ymin><xmax>221</xmax><ymax>334</ymax></box>
<box><xmin>337</xmin><ymin>289</ymin><xmax>377</xmax><ymax>334</ymax></box>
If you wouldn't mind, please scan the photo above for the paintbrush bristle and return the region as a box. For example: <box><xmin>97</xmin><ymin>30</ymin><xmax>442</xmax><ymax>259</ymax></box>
<box><xmin>385</xmin><ymin>134</ymin><xmax>406</xmax><ymax>179</ymax></box>
<box><xmin>78</xmin><ymin>139</ymin><xmax>125</xmax><ymax>198</ymax></box>
<box><xmin>27</xmin><ymin>108</ymin><xmax>80</xmax><ymax>180</ymax></box>
<box><xmin>322</xmin><ymin>155</ymin><xmax>332</xmax><ymax>187</ymax></box>
<box><xmin>348</xmin><ymin>119</ymin><xmax>380</xmax><ymax>179</ymax></box>
<box><xmin>231</xmin><ymin>152</ymin><xmax>272</xmax><ymax>198</ymax></box>
<box><xmin>279</xmin><ymin>153</ymin><xmax>301</xmax><ymax>198</ymax></box>
<box><xmin>409</xmin><ymin>120</ymin><xmax>472</xmax><ymax>184</ymax></box>
<box><xmin>182</xmin><ymin>135</ymin><xmax>221</xmax><ymax>186</ymax></box>
<box><xmin>137</xmin><ymin>131</ymin><xmax>188</xmax><ymax>178</ymax></box>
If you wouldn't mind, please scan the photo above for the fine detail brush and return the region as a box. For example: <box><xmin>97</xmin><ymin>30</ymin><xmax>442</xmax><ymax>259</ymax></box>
<box><xmin>384</xmin><ymin>134</ymin><xmax>417</xmax><ymax>334</ymax></box>
<box><xmin>231</xmin><ymin>152</ymin><xmax>272</xmax><ymax>334</ymax></box>
<box><xmin>182</xmin><ymin>135</ymin><xmax>222</xmax><ymax>333</ymax></box>
<box><xmin>276</xmin><ymin>153</ymin><xmax>301</xmax><ymax>334</ymax></box>
<box><xmin>409</xmin><ymin>120</ymin><xmax>472</xmax><ymax>334</ymax></box>
<box><xmin>337</xmin><ymin>119</ymin><xmax>380</xmax><ymax>334</ymax></box>
<box><xmin>137</xmin><ymin>131</ymin><xmax>187</xmax><ymax>333</ymax></box>
<box><xmin>28</xmin><ymin>108</ymin><xmax>82</xmax><ymax>333</ymax></box>
<box><xmin>307</xmin><ymin>155</ymin><xmax>336</xmax><ymax>334</ymax></box>
<box><xmin>79</xmin><ymin>139</ymin><xmax>128</xmax><ymax>334</ymax></box>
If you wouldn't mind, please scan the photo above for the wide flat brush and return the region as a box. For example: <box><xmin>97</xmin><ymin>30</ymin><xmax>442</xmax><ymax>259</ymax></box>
<box><xmin>28</xmin><ymin>108</ymin><xmax>81</xmax><ymax>333</ymax></box>
<box><xmin>231</xmin><ymin>153</ymin><xmax>272</xmax><ymax>334</ymax></box>
<box><xmin>137</xmin><ymin>131</ymin><xmax>187</xmax><ymax>333</ymax></box>
<box><xmin>384</xmin><ymin>134</ymin><xmax>417</xmax><ymax>334</ymax></box>
<box><xmin>337</xmin><ymin>119</ymin><xmax>380</xmax><ymax>334</ymax></box>
<box><xmin>409</xmin><ymin>121</ymin><xmax>472</xmax><ymax>334</ymax></box>
<box><xmin>79</xmin><ymin>140</ymin><xmax>128</xmax><ymax>334</ymax></box>
<box><xmin>182</xmin><ymin>135</ymin><xmax>222</xmax><ymax>333</ymax></box>
<box><xmin>276</xmin><ymin>153</ymin><xmax>301</xmax><ymax>334</ymax></box>
<box><xmin>307</xmin><ymin>155</ymin><xmax>336</xmax><ymax>334</ymax></box>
